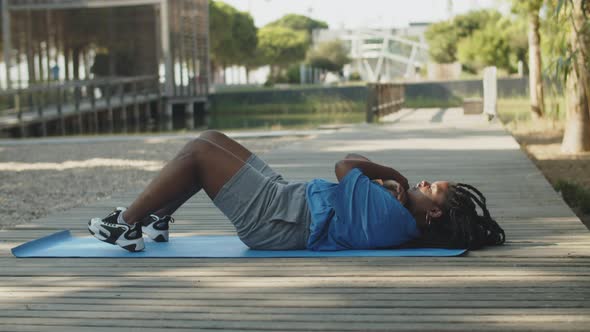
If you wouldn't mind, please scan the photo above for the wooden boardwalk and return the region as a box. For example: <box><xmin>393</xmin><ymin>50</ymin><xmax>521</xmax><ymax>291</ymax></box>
<box><xmin>1</xmin><ymin>108</ymin><xmax>590</xmax><ymax>331</ymax></box>
<box><xmin>0</xmin><ymin>93</ymin><xmax>159</xmax><ymax>129</ymax></box>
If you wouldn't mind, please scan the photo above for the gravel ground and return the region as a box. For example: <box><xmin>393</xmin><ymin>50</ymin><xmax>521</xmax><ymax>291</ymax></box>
<box><xmin>0</xmin><ymin>135</ymin><xmax>303</xmax><ymax>229</ymax></box>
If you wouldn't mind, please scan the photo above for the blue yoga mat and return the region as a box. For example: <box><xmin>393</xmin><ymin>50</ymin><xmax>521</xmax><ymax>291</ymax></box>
<box><xmin>11</xmin><ymin>230</ymin><xmax>467</xmax><ymax>258</ymax></box>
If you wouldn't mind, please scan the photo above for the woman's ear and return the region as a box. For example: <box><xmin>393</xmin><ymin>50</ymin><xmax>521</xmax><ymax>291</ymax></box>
<box><xmin>428</xmin><ymin>207</ymin><xmax>442</xmax><ymax>219</ymax></box>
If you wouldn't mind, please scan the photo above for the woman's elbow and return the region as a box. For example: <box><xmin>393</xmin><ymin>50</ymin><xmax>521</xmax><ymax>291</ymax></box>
<box><xmin>334</xmin><ymin>160</ymin><xmax>350</xmax><ymax>181</ymax></box>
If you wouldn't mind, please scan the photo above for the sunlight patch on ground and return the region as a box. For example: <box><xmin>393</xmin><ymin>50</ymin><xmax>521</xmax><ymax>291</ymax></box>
<box><xmin>319</xmin><ymin>137</ymin><xmax>520</xmax><ymax>152</ymax></box>
<box><xmin>145</xmin><ymin>137</ymin><xmax>181</xmax><ymax>144</ymax></box>
<box><xmin>0</xmin><ymin>158</ymin><xmax>164</xmax><ymax>172</ymax></box>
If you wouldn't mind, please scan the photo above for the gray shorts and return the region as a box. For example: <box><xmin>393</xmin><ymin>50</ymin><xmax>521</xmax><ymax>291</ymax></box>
<box><xmin>212</xmin><ymin>154</ymin><xmax>311</xmax><ymax>250</ymax></box>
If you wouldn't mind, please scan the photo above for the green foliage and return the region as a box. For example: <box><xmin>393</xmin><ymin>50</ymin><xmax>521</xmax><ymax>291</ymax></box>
<box><xmin>306</xmin><ymin>40</ymin><xmax>350</xmax><ymax>72</ymax></box>
<box><xmin>497</xmin><ymin>97</ymin><xmax>566</xmax><ymax>129</ymax></box>
<box><xmin>232</xmin><ymin>10</ymin><xmax>258</xmax><ymax>66</ymax></box>
<box><xmin>256</xmin><ymin>26</ymin><xmax>308</xmax><ymax>68</ymax></box>
<box><xmin>555</xmin><ymin>180</ymin><xmax>590</xmax><ymax>214</ymax></box>
<box><xmin>425</xmin><ymin>9</ymin><xmax>526</xmax><ymax>72</ymax></box>
<box><xmin>453</xmin><ymin>9</ymin><xmax>502</xmax><ymax>38</ymax></box>
<box><xmin>457</xmin><ymin>19</ymin><xmax>526</xmax><ymax>73</ymax></box>
<box><xmin>424</xmin><ymin>21</ymin><xmax>458</xmax><ymax>63</ymax></box>
<box><xmin>209</xmin><ymin>8</ymin><xmax>329</xmax><ymax>72</ymax></box>
<box><xmin>506</xmin><ymin>18</ymin><xmax>529</xmax><ymax>71</ymax></box>
<box><xmin>266</xmin><ymin>14</ymin><xmax>328</xmax><ymax>38</ymax></box>
<box><xmin>209</xmin><ymin>89</ymin><xmax>365</xmax><ymax>130</ymax></box>
<box><xmin>262</xmin><ymin>14</ymin><xmax>329</xmax><ymax>71</ymax></box>
<box><xmin>271</xmin><ymin>64</ymin><xmax>302</xmax><ymax>84</ymax></box>
<box><xmin>349</xmin><ymin>72</ymin><xmax>362</xmax><ymax>81</ymax></box>
<box><xmin>510</xmin><ymin>0</ymin><xmax>544</xmax><ymax>15</ymax></box>
<box><xmin>404</xmin><ymin>96</ymin><xmax>463</xmax><ymax>108</ymax></box>
<box><xmin>209</xmin><ymin>1</ymin><xmax>257</xmax><ymax>67</ymax></box>
<box><xmin>209</xmin><ymin>1</ymin><xmax>235</xmax><ymax>65</ymax></box>
<box><xmin>425</xmin><ymin>10</ymin><xmax>504</xmax><ymax>64</ymax></box>
<box><xmin>284</xmin><ymin>64</ymin><xmax>302</xmax><ymax>84</ymax></box>
<box><xmin>541</xmin><ymin>0</ymin><xmax>590</xmax><ymax>86</ymax></box>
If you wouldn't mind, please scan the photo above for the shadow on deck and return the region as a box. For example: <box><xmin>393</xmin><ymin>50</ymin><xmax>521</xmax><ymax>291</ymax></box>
<box><xmin>0</xmin><ymin>108</ymin><xmax>589</xmax><ymax>331</ymax></box>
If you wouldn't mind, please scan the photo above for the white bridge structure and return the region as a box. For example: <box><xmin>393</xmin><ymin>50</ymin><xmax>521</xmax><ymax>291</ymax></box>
<box><xmin>313</xmin><ymin>27</ymin><xmax>430</xmax><ymax>82</ymax></box>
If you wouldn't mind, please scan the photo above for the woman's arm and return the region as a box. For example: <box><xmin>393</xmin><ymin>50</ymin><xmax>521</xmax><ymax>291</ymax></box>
<box><xmin>344</xmin><ymin>153</ymin><xmax>371</xmax><ymax>162</ymax></box>
<box><xmin>335</xmin><ymin>159</ymin><xmax>409</xmax><ymax>190</ymax></box>
<box><xmin>382</xmin><ymin>180</ymin><xmax>408</xmax><ymax>205</ymax></box>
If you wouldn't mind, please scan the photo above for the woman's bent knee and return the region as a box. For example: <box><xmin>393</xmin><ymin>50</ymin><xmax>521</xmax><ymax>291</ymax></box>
<box><xmin>180</xmin><ymin>138</ymin><xmax>217</xmax><ymax>160</ymax></box>
<box><xmin>199</xmin><ymin>130</ymin><xmax>226</xmax><ymax>143</ymax></box>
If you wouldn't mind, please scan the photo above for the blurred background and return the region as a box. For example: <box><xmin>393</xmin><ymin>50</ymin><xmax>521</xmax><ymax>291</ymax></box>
<box><xmin>0</xmin><ymin>0</ymin><xmax>559</xmax><ymax>134</ymax></box>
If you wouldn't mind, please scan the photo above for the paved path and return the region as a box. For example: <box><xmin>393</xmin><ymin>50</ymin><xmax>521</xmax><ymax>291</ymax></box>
<box><xmin>1</xmin><ymin>108</ymin><xmax>589</xmax><ymax>331</ymax></box>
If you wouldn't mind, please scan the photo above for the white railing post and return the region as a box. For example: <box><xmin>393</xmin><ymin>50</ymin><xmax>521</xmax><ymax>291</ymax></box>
<box><xmin>483</xmin><ymin>66</ymin><xmax>497</xmax><ymax>120</ymax></box>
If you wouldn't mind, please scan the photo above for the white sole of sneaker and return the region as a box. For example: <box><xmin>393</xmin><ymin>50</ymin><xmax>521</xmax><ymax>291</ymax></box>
<box><xmin>143</xmin><ymin>226</ymin><xmax>169</xmax><ymax>242</ymax></box>
<box><xmin>88</xmin><ymin>219</ymin><xmax>145</xmax><ymax>252</ymax></box>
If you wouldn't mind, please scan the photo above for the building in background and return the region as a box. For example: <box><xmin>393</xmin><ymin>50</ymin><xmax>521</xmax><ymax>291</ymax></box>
<box><xmin>0</xmin><ymin>0</ymin><xmax>209</xmax><ymax>136</ymax></box>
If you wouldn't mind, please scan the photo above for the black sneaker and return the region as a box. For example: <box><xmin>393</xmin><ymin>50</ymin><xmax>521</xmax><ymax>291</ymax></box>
<box><xmin>88</xmin><ymin>207</ymin><xmax>145</xmax><ymax>252</ymax></box>
<box><xmin>141</xmin><ymin>215</ymin><xmax>174</xmax><ymax>242</ymax></box>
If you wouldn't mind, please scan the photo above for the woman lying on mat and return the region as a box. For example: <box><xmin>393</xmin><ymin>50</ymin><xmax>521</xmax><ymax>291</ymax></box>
<box><xmin>88</xmin><ymin>130</ymin><xmax>506</xmax><ymax>252</ymax></box>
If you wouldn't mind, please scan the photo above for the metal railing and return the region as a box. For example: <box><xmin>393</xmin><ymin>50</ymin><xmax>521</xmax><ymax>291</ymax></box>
<box><xmin>365</xmin><ymin>83</ymin><xmax>405</xmax><ymax>123</ymax></box>
<box><xmin>0</xmin><ymin>75</ymin><xmax>160</xmax><ymax>135</ymax></box>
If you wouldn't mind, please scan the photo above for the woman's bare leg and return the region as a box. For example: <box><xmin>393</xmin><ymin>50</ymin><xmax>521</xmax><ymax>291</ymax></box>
<box><xmin>151</xmin><ymin>187</ymin><xmax>199</xmax><ymax>217</ymax></box>
<box><xmin>148</xmin><ymin>130</ymin><xmax>255</xmax><ymax>218</ymax></box>
<box><xmin>122</xmin><ymin>137</ymin><xmax>249</xmax><ymax>224</ymax></box>
<box><xmin>199</xmin><ymin>130</ymin><xmax>254</xmax><ymax>161</ymax></box>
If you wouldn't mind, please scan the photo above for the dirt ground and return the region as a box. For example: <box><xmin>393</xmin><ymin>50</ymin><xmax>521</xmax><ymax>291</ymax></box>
<box><xmin>505</xmin><ymin>121</ymin><xmax>590</xmax><ymax>229</ymax></box>
<box><xmin>0</xmin><ymin>135</ymin><xmax>303</xmax><ymax>229</ymax></box>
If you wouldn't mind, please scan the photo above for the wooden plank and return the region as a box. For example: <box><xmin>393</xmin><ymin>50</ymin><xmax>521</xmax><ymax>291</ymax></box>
<box><xmin>0</xmin><ymin>317</ymin><xmax>589</xmax><ymax>331</ymax></box>
<box><xmin>1</xmin><ymin>303</ymin><xmax>588</xmax><ymax>316</ymax></box>
<box><xmin>1</xmin><ymin>108</ymin><xmax>589</xmax><ymax>331</ymax></box>
<box><xmin>1</xmin><ymin>310</ymin><xmax>590</xmax><ymax>324</ymax></box>
<box><xmin>2</xmin><ymin>290</ymin><xmax>589</xmax><ymax>301</ymax></box>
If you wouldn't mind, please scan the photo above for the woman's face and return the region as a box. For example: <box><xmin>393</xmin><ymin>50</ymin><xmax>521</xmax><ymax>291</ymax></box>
<box><xmin>413</xmin><ymin>180</ymin><xmax>451</xmax><ymax>206</ymax></box>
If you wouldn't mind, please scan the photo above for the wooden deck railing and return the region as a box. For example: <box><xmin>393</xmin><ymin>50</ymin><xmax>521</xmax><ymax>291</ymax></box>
<box><xmin>0</xmin><ymin>75</ymin><xmax>160</xmax><ymax>136</ymax></box>
<box><xmin>365</xmin><ymin>83</ymin><xmax>405</xmax><ymax>123</ymax></box>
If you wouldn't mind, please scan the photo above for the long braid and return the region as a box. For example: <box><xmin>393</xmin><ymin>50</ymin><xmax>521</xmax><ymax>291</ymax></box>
<box><xmin>461</xmin><ymin>183</ymin><xmax>505</xmax><ymax>245</ymax></box>
<box><xmin>407</xmin><ymin>183</ymin><xmax>506</xmax><ymax>250</ymax></box>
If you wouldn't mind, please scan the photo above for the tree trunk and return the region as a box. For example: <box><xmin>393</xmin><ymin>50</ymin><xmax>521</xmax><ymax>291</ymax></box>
<box><xmin>561</xmin><ymin>0</ymin><xmax>590</xmax><ymax>153</ymax></box>
<box><xmin>528</xmin><ymin>12</ymin><xmax>544</xmax><ymax>118</ymax></box>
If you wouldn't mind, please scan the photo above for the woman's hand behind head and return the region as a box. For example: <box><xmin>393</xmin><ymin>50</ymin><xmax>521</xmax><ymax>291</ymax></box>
<box><xmin>381</xmin><ymin>180</ymin><xmax>408</xmax><ymax>205</ymax></box>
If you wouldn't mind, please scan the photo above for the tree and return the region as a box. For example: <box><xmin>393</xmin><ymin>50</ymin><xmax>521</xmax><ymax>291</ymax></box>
<box><xmin>506</xmin><ymin>18</ymin><xmax>529</xmax><ymax>72</ymax></box>
<box><xmin>457</xmin><ymin>18</ymin><xmax>526</xmax><ymax>73</ymax></box>
<box><xmin>257</xmin><ymin>13</ymin><xmax>329</xmax><ymax>83</ymax></box>
<box><xmin>424</xmin><ymin>21</ymin><xmax>458</xmax><ymax>63</ymax></box>
<box><xmin>306</xmin><ymin>40</ymin><xmax>350</xmax><ymax>72</ymax></box>
<box><xmin>256</xmin><ymin>25</ymin><xmax>308</xmax><ymax>77</ymax></box>
<box><xmin>512</xmin><ymin>0</ymin><xmax>545</xmax><ymax>118</ymax></box>
<box><xmin>231</xmin><ymin>9</ymin><xmax>258</xmax><ymax>79</ymax></box>
<box><xmin>232</xmin><ymin>11</ymin><xmax>257</xmax><ymax>59</ymax></box>
<box><xmin>209</xmin><ymin>0</ymin><xmax>236</xmax><ymax>69</ymax></box>
<box><xmin>425</xmin><ymin>9</ymin><xmax>506</xmax><ymax>65</ymax></box>
<box><xmin>453</xmin><ymin>10</ymin><xmax>501</xmax><ymax>38</ymax></box>
<box><xmin>209</xmin><ymin>1</ymin><xmax>257</xmax><ymax>82</ymax></box>
<box><xmin>457</xmin><ymin>23</ymin><xmax>509</xmax><ymax>71</ymax></box>
<box><xmin>558</xmin><ymin>0</ymin><xmax>590</xmax><ymax>153</ymax></box>
<box><xmin>266</xmin><ymin>14</ymin><xmax>328</xmax><ymax>40</ymax></box>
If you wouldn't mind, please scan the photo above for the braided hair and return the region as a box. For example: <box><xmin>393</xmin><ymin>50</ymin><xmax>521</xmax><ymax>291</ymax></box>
<box><xmin>410</xmin><ymin>183</ymin><xmax>505</xmax><ymax>250</ymax></box>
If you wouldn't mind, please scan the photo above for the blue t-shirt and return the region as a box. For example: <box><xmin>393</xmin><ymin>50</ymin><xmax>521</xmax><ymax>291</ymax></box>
<box><xmin>305</xmin><ymin>168</ymin><xmax>420</xmax><ymax>251</ymax></box>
